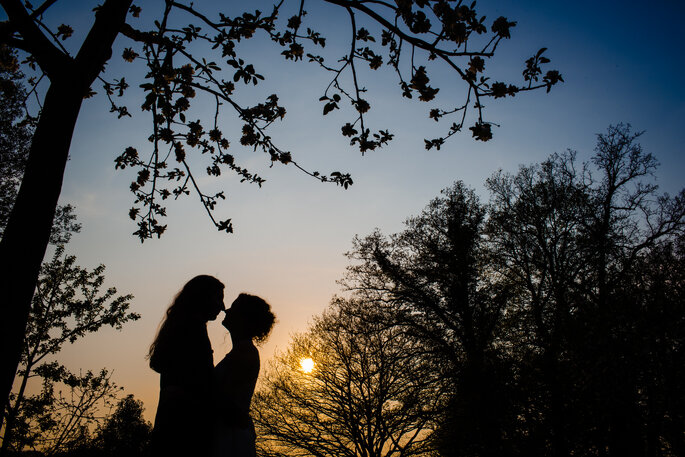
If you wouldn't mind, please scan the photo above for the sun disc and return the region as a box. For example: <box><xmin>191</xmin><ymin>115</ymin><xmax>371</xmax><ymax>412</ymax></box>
<box><xmin>300</xmin><ymin>357</ymin><xmax>315</xmax><ymax>373</ymax></box>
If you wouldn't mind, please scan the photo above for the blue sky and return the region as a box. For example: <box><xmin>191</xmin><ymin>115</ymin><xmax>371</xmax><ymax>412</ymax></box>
<box><xmin>6</xmin><ymin>0</ymin><xmax>684</xmax><ymax>419</ymax></box>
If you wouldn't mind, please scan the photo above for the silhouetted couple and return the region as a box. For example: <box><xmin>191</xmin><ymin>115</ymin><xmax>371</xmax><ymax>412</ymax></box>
<box><xmin>147</xmin><ymin>275</ymin><xmax>276</xmax><ymax>457</ymax></box>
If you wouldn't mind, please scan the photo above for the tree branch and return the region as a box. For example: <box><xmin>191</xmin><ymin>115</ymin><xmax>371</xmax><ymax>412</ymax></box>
<box><xmin>0</xmin><ymin>0</ymin><xmax>71</xmax><ymax>79</ymax></box>
<box><xmin>74</xmin><ymin>0</ymin><xmax>133</xmax><ymax>88</ymax></box>
<box><xmin>28</xmin><ymin>0</ymin><xmax>59</xmax><ymax>19</ymax></box>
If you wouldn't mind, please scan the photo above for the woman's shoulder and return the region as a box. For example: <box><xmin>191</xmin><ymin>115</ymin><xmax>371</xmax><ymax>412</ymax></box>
<box><xmin>217</xmin><ymin>341</ymin><xmax>258</xmax><ymax>369</ymax></box>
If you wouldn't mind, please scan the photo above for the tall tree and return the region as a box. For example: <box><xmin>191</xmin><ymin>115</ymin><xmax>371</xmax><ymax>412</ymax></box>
<box><xmin>485</xmin><ymin>124</ymin><xmax>685</xmax><ymax>455</ymax></box>
<box><xmin>343</xmin><ymin>182</ymin><xmax>517</xmax><ymax>456</ymax></box>
<box><xmin>0</xmin><ymin>53</ymin><xmax>82</xmax><ymax>433</ymax></box>
<box><xmin>0</xmin><ymin>243</ymin><xmax>137</xmax><ymax>455</ymax></box>
<box><xmin>485</xmin><ymin>151</ymin><xmax>591</xmax><ymax>455</ymax></box>
<box><xmin>344</xmin><ymin>125</ymin><xmax>685</xmax><ymax>455</ymax></box>
<box><xmin>0</xmin><ymin>53</ymin><xmax>80</xmax><ymax>245</ymax></box>
<box><xmin>0</xmin><ymin>0</ymin><xmax>562</xmax><ymax>406</ymax></box>
<box><xmin>578</xmin><ymin>125</ymin><xmax>684</xmax><ymax>455</ymax></box>
<box><xmin>0</xmin><ymin>0</ymin><xmax>131</xmax><ymax>410</ymax></box>
<box><xmin>627</xmin><ymin>233</ymin><xmax>685</xmax><ymax>456</ymax></box>
<box><xmin>254</xmin><ymin>297</ymin><xmax>443</xmax><ymax>457</ymax></box>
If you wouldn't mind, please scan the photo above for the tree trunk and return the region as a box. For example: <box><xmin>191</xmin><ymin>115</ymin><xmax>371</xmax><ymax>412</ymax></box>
<box><xmin>0</xmin><ymin>0</ymin><xmax>133</xmax><ymax>428</ymax></box>
<box><xmin>0</xmin><ymin>79</ymin><xmax>84</xmax><ymax>427</ymax></box>
<box><xmin>0</xmin><ymin>360</ymin><xmax>32</xmax><ymax>455</ymax></box>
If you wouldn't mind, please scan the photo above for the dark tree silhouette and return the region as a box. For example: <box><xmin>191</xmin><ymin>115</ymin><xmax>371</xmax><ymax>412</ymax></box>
<box><xmin>485</xmin><ymin>151</ymin><xmax>591</xmax><ymax>456</ymax></box>
<box><xmin>0</xmin><ymin>52</ymin><xmax>79</xmax><ymax>243</ymax></box>
<box><xmin>91</xmin><ymin>394</ymin><xmax>152</xmax><ymax>457</ymax></box>
<box><xmin>343</xmin><ymin>182</ymin><xmax>518</xmax><ymax>456</ymax></box>
<box><xmin>627</xmin><ymin>233</ymin><xmax>685</xmax><ymax>456</ymax></box>
<box><xmin>344</xmin><ymin>125</ymin><xmax>685</xmax><ymax>456</ymax></box>
<box><xmin>254</xmin><ymin>297</ymin><xmax>443</xmax><ymax>457</ymax></box>
<box><xmin>0</xmin><ymin>242</ymin><xmax>137</xmax><ymax>455</ymax></box>
<box><xmin>0</xmin><ymin>58</ymin><xmax>84</xmax><ymax>436</ymax></box>
<box><xmin>0</xmin><ymin>52</ymin><xmax>32</xmax><ymax>236</ymax></box>
<box><xmin>575</xmin><ymin>126</ymin><xmax>684</xmax><ymax>455</ymax></box>
<box><xmin>1</xmin><ymin>91</ymin><xmax>136</xmax><ymax>448</ymax></box>
<box><xmin>0</xmin><ymin>0</ymin><xmax>561</xmax><ymax>414</ymax></box>
<box><xmin>0</xmin><ymin>53</ymin><xmax>80</xmax><ymax>246</ymax></box>
<box><xmin>485</xmin><ymin>124</ymin><xmax>685</xmax><ymax>456</ymax></box>
<box><xmin>3</xmin><ymin>369</ymin><xmax>122</xmax><ymax>456</ymax></box>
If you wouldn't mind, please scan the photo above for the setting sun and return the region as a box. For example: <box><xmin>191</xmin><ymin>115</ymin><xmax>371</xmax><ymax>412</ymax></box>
<box><xmin>300</xmin><ymin>357</ymin><xmax>315</xmax><ymax>373</ymax></box>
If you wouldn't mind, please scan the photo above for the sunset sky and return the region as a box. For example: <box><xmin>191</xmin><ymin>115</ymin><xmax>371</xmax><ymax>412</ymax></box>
<box><xmin>8</xmin><ymin>0</ymin><xmax>684</xmax><ymax>421</ymax></box>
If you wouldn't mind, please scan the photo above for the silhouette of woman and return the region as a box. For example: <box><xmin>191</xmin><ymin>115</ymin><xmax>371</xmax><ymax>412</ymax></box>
<box><xmin>148</xmin><ymin>275</ymin><xmax>225</xmax><ymax>457</ymax></box>
<box><xmin>211</xmin><ymin>293</ymin><xmax>275</xmax><ymax>457</ymax></box>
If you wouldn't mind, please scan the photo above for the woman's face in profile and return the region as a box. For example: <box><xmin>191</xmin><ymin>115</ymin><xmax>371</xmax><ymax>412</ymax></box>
<box><xmin>206</xmin><ymin>288</ymin><xmax>225</xmax><ymax>321</ymax></box>
<box><xmin>222</xmin><ymin>298</ymin><xmax>246</xmax><ymax>333</ymax></box>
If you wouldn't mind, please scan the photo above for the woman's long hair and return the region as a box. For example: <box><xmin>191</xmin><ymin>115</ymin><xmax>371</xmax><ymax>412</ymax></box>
<box><xmin>148</xmin><ymin>275</ymin><xmax>224</xmax><ymax>372</ymax></box>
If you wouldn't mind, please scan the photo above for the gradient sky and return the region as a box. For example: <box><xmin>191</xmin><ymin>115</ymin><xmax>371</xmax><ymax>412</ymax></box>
<box><xmin>8</xmin><ymin>0</ymin><xmax>684</xmax><ymax>421</ymax></box>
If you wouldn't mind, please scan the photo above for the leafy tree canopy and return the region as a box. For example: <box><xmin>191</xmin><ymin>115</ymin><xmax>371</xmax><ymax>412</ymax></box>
<box><xmin>2</xmin><ymin>0</ymin><xmax>562</xmax><ymax>240</ymax></box>
<box><xmin>342</xmin><ymin>124</ymin><xmax>685</xmax><ymax>455</ymax></box>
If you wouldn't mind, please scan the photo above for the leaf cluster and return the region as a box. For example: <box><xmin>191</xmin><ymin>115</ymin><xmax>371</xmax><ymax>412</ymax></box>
<box><xmin>3</xmin><ymin>0</ymin><xmax>561</xmax><ymax>240</ymax></box>
<box><xmin>109</xmin><ymin>3</ymin><xmax>357</xmax><ymax>240</ymax></box>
